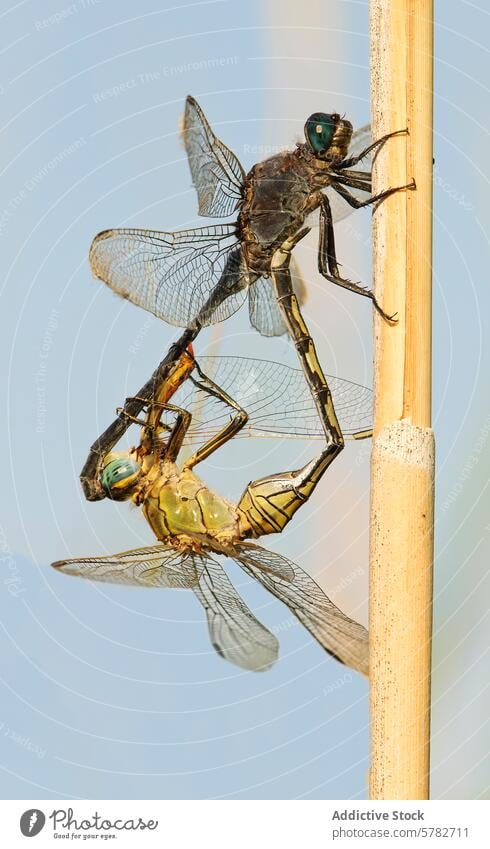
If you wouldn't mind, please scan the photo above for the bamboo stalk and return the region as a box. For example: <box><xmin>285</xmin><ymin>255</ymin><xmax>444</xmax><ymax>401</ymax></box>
<box><xmin>369</xmin><ymin>0</ymin><xmax>435</xmax><ymax>799</ymax></box>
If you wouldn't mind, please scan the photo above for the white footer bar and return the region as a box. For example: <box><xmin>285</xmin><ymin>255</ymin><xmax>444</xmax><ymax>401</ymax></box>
<box><xmin>3</xmin><ymin>799</ymin><xmax>488</xmax><ymax>847</ymax></box>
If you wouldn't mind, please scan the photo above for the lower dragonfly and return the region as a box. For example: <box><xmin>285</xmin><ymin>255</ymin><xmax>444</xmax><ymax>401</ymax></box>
<box><xmin>86</xmin><ymin>96</ymin><xmax>413</xmax><ymax>492</ymax></box>
<box><xmin>56</xmin><ymin>348</ymin><xmax>370</xmax><ymax>674</ymax></box>
<box><xmin>82</xmin><ymin>232</ymin><xmax>352</xmax><ymax>500</ymax></box>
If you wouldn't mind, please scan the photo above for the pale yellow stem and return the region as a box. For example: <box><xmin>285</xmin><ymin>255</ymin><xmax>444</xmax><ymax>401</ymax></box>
<box><xmin>369</xmin><ymin>0</ymin><xmax>435</xmax><ymax>799</ymax></box>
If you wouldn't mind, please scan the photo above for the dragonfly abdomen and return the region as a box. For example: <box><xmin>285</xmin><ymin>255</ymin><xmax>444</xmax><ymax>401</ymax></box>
<box><xmin>236</xmin><ymin>445</ymin><xmax>341</xmax><ymax>541</ymax></box>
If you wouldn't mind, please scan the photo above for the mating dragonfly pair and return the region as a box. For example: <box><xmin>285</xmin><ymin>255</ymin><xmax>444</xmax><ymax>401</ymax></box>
<box><xmin>54</xmin><ymin>97</ymin><xmax>411</xmax><ymax>674</ymax></box>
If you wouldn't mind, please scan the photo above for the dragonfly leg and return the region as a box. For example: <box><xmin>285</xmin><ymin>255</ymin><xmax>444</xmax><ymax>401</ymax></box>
<box><xmin>332</xmin><ymin>169</ymin><xmax>372</xmax><ymax>193</ymax></box>
<box><xmin>162</xmin><ymin>403</ymin><xmax>193</xmax><ymax>462</ymax></box>
<box><xmin>318</xmin><ymin>194</ymin><xmax>398</xmax><ymax>323</ymax></box>
<box><xmin>114</xmin><ymin>399</ymin><xmax>192</xmax><ymax>462</ymax></box>
<box><xmin>115</xmin><ymin>408</ymin><xmax>149</xmax><ymax>428</ymax></box>
<box><xmin>115</xmin><ymin>397</ymin><xmax>175</xmax><ymax>430</ymax></box>
<box><xmin>270</xmin><ymin>228</ymin><xmax>344</xmax><ymax>456</ymax></box>
<box><xmin>183</xmin><ymin>367</ymin><xmax>248</xmax><ymax>470</ymax></box>
<box><xmin>337</xmin><ymin>128</ymin><xmax>409</xmax><ymax>169</ymax></box>
<box><xmin>80</xmin><ymin>327</ymin><xmax>198</xmax><ymax>501</ymax></box>
<box><xmin>237</xmin><ymin>446</ymin><xmax>340</xmax><ymax>538</ymax></box>
<box><xmin>332</xmin><ymin>176</ymin><xmax>416</xmax><ymax>208</ymax></box>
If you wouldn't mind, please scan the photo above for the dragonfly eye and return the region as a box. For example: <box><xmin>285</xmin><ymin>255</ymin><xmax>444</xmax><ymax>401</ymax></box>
<box><xmin>101</xmin><ymin>457</ymin><xmax>142</xmax><ymax>500</ymax></box>
<box><xmin>304</xmin><ymin>112</ymin><xmax>338</xmax><ymax>155</ymax></box>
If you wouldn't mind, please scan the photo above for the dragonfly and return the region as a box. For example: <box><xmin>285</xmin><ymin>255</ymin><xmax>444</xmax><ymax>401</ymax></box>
<box><xmin>87</xmin><ymin>96</ymin><xmax>412</xmax><ymax>494</ymax></box>
<box><xmin>90</xmin><ymin>95</ymin><xmax>411</xmax><ymax>334</ymax></box>
<box><xmin>57</xmin><ymin>348</ymin><xmax>370</xmax><ymax>674</ymax></box>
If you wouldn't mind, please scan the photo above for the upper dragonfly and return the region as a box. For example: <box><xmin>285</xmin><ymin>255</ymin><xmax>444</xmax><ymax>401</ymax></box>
<box><xmin>90</xmin><ymin>95</ymin><xmax>411</xmax><ymax>338</ymax></box>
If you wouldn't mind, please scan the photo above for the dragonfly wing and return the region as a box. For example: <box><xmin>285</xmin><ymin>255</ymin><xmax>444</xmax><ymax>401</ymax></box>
<box><xmin>52</xmin><ymin>544</ymin><xmax>202</xmax><ymax>588</ymax></box>
<box><xmin>248</xmin><ymin>277</ymin><xmax>286</xmax><ymax>338</ymax></box>
<box><xmin>182</xmin><ymin>95</ymin><xmax>245</xmax><ymax>218</ymax></box>
<box><xmin>192</xmin><ymin>558</ymin><xmax>279</xmax><ymax>671</ymax></box>
<box><xmin>168</xmin><ymin>356</ymin><xmax>372</xmax><ymax>442</ymax></box>
<box><xmin>247</xmin><ymin>258</ymin><xmax>307</xmax><ymax>338</ymax></box>
<box><xmin>348</xmin><ymin>124</ymin><xmax>372</xmax><ymax>161</ymax></box>
<box><xmin>90</xmin><ymin>226</ymin><xmax>251</xmax><ymax>328</ymax></box>
<box><xmin>328</xmin><ymin>124</ymin><xmax>373</xmax><ymax>222</ymax></box>
<box><xmin>233</xmin><ymin>543</ymin><xmax>369</xmax><ymax>675</ymax></box>
<box><xmin>231</xmin><ymin>542</ymin><xmax>295</xmax><ymax>581</ymax></box>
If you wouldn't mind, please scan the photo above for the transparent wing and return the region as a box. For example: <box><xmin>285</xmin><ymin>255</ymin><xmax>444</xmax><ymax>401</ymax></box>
<box><xmin>248</xmin><ymin>277</ymin><xmax>286</xmax><ymax>338</ymax></box>
<box><xmin>182</xmin><ymin>95</ymin><xmax>245</xmax><ymax>218</ymax></box>
<box><xmin>233</xmin><ymin>543</ymin><xmax>369</xmax><ymax>675</ymax></box>
<box><xmin>192</xmin><ymin>558</ymin><xmax>279</xmax><ymax>671</ymax></box>
<box><xmin>231</xmin><ymin>544</ymin><xmax>294</xmax><ymax>582</ymax></box>
<box><xmin>166</xmin><ymin>356</ymin><xmax>372</xmax><ymax>442</ymax></box>
<box><xmin>348</xmin><ymin>124</ymin><xmax>372</xmax><ymax>161</ymax></box>
<box><xmin>328</xmin><ymin>124</ymin><xmax>373</xmax><ymax>223</ymax></box>
<box><xmin>52</xmin><ymin>544</ymin><xmax>202</xmax><ymax>588</ymax></box>
<box><xmin>89</xmin><ymin>226</ymin><xmax>252</xmax><ymax>328</ymax></box>
<box><xmin>247</xmin><ymin>257</ymin><xmax>307</xmax><ymax>338</ymax></box>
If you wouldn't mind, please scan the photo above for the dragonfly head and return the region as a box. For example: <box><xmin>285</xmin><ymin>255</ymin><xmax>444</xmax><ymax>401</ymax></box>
<box><xmin>100</xmin><ymin>452</ymin><xmax>142</xmax><ymax>500</ymax></box>
<box><xmin>304</xmin><ymin>112</ymin><xmax>353</xmax><ymax>161</ymax></box>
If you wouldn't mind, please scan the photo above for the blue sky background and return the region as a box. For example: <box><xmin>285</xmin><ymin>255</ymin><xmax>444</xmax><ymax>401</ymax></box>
<box><xmin>0</xmin><ymin>0</ymin><xmax>488</xmax><ymax>799</ymax></box>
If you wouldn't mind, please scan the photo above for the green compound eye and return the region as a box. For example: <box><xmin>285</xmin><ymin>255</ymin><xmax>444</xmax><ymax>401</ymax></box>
<box><xmin>101</xmin><ymin>457</ymin><xmax>141</xmax><ymax>498</ymax></box>
<box><xmin>304</xmin><ymin>112</ymin><xmax>338</xmax><ymax>155</ymax></box>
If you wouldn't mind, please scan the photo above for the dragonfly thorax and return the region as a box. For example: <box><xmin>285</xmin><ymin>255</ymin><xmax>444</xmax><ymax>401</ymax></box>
<box><xmin>142</xmin><ymin>464</ymin><xmax>240</xmax><ymax>548</ymax></box>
